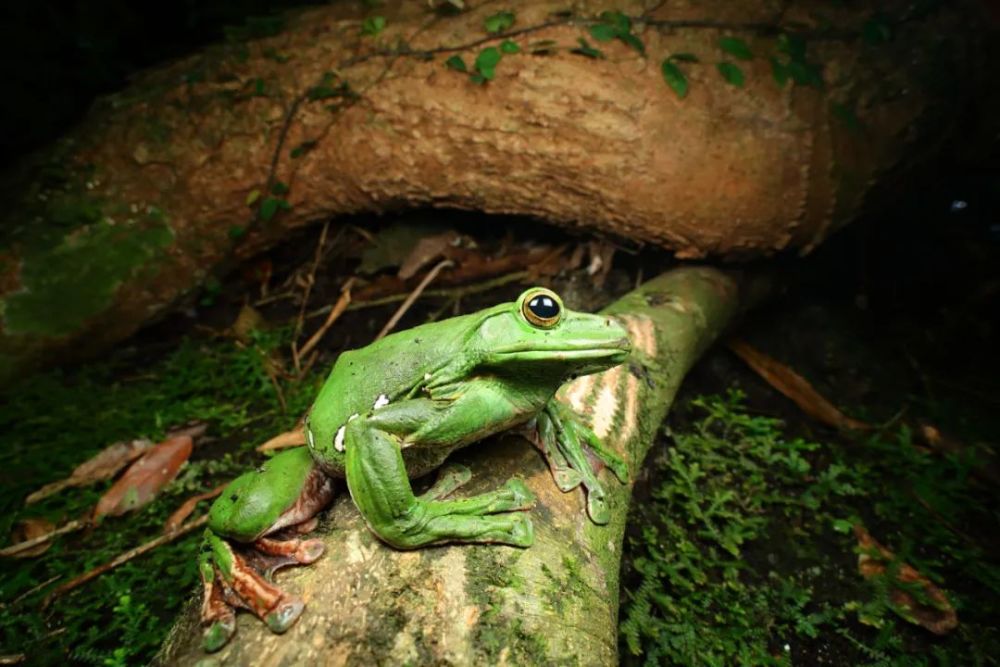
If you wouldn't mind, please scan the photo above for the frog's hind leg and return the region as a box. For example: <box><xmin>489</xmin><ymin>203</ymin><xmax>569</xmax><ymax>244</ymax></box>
<box><xmin>200</xmin><ymin>531</ymin><xmax>305</xmax><ymax>652</ymax></box>
<box><xmin>344</xmin><ymin>420</ymin><xmax>535</xmax><ymax>549</ymax></box>
<box><xmin>200</xmin><ymin>459</ymin><xmax>336</xmax><ymax>652</ymax></box>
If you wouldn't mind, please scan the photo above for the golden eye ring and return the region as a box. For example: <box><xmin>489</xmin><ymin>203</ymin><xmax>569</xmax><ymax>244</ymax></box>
<box><xmin>522</xmin><ymin>289</ymin><xmax>562</xmax><ymax>328</ymax></box>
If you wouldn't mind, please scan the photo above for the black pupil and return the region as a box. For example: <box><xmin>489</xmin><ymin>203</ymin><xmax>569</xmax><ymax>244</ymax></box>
<box><xmin>528</xmin><ymin>295</ymin><xmax>560</xmax><ymax>320</ymax></box>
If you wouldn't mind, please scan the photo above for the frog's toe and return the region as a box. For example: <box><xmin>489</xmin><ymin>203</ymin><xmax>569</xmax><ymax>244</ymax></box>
<box><xmin>554</xmin><ymin>468</ymin><xmax>583</xmax><ymax>492</ymax></box>
<box><xmin>509</xmin><ymin>515</ymin><xmax>534</xmax><ymax>547</ymax></box>
<box><xmin>504</xmin><ymin>478</ymin><xmax>536</xmax><ymax>510</ymax></box>
<box><xmin>203</xmin><ymin>615</ymin><xmax>236</xmax><ymax>653</ymax></box>
<box><xmin>295</xmin><ymin>538</ymin><xmax>325</xmax><ymax>564</ymax></box>
<box><xmin>586</xmin><ymin>490</ymin><xmax>611</xmax><ymax>525</ymax></box>
<box><xmin>265</xmin><ymin>597</ymin><xmax>305</xmax><ymax>633</ymax></box>
<box><xmin>598</xmin><ymin>454</ymin><xmax>629</xmax><ymax>484</ymax></box>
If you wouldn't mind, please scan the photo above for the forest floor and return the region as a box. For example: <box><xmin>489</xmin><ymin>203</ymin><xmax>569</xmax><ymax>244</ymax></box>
<box><xmin>1</xmin><ymin>194</ymin><xmax>997</xmax><ymax>665</ymax></box>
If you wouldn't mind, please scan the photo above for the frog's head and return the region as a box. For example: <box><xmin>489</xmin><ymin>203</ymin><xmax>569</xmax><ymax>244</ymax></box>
<box><xmin>475</xmin><ymin>287</ymin><xmax>632</xmax><ymax>381</ymax></box>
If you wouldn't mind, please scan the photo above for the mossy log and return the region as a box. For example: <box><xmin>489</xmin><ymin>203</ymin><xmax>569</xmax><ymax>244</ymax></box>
<box><xmin>156</xmin><ymin>266</ymin><xmax>750</xmax><ymax>666</ymax></box>
<box><xmin>0</xmin><ymin>0</ymin><xmax>991</xmax><ymax>379</ymax></box>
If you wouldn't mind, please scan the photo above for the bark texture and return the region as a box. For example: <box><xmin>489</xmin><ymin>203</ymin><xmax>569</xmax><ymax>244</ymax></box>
<box><xmin>156</xmin><ymin>266</ymin><xmax>748</xmax><ymax>666</ymax></box>
<box><xmin>0</xmin><ymin>0</ymin><xmax>988</xmax><ymax>378</ymax></box>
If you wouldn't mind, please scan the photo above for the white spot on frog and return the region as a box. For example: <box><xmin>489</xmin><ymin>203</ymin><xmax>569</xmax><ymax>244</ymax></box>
<box><xmin>373</xmin><ymin>394</ymin><xmax>390</xmax><ymax>410</ymax></box>
<box><xmin>334</xmin><ymin>413</ymin><xmax>361</xmax><ymax>452</ymax></box>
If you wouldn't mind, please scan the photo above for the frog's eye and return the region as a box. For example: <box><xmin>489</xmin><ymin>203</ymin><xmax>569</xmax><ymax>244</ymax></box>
<box><xmin>522</xmin><ymin>290</ymin><xmax>562</xmax><ymax>328</ymax></box>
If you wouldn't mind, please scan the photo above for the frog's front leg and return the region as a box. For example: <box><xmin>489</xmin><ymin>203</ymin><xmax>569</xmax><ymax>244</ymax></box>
<box><xmin>528</xmin><ymin>399</ymin><xmax>629</xmax><ymax>525</ymax></box>
<box><xmin>199</xmin><ymin>447</ymin><xmax>335</xmax><ymax>652</ymax></box>
<box><xmin>343</xmin><ymin>399</ymin><xmax>535</xmax><ymax>549</ymax></box>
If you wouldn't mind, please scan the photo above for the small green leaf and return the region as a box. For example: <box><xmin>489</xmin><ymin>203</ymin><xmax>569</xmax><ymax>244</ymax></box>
<box><xmin>661</xmin><ymin>59</ymin><xmax>688</xmax><ymax>99</ymax></box>
<box><xmin>777</xmin><ymin>33</ymin><xmax>807</xmax><ymax>60</ymax></box>
<box><xmin>620</xmin><ymin>32</ymin><xmax>645</xmax><ymax>55</ymax></box>
<box><xmin>669</xmin><ymin>52</ymin><xmax>699</xmax><ymax>63</ymax></box>
<box><xmin>475</xmin><ymin>47</ymin><xmax>502</xmax><ymax>80</ymax></box>
<box><xmin>253</xmin><ymin>78</ymin><xmax>267</xmax><ymax>96</ymax></box>
<box><xmin>228</xmin><ymin>226</ymin><xmax>246</xmax><ymax>240</ymax></box>
<box><xmin>832</xmin><ymin>518</ymin><xmax>854</xmax><ymax>534</ymax></box>
<box><xmin>788</xmin><ymin>59</ymin><xmax>823</xmax><ymax>87</ymax></box>
<box><xmin>500</xmin><ymin>40</ymin><xmax>520</xmax><ymax>54</ymax></box>
<box><xmin>245</xmin><ymin>189</ymin><xmax>261</xmax><ymax>206</ymax></box>
<box><xmin>770</xmin><ymin>56</ymin><xmax>790</xmax><ymax>87</ymax></box>
<box><xmin>571</xmin><ymin>38</ymin><xmax>603</xmax><ymax>59</ymax></box>
<box><xmin>599</xmin><ymin>10</ymin><xmax>630</xmax><ymax>33</ymax></box>
<box><xmin>589</xmin><ymin>23</ymin><xmax>618</xmax><ymax>42</ymax></box>
<box><xmin>445</xmin><ymin>55</ymin><xmax>467</xmax><ymax>72</ymax></box>
<box><xmin>271</xmin><ymin>181</ymin><xmax>290</xmax><ymax>196</ymax></box>
<box><xmin>259</xmin><ymin>198</ymin><xmax>280</xmax><ymax>221</ymax></box>
<box><xmin>716</xmin><ymin>62</ymin><xmax>745</xmax><ymax>87</ymax></box>
<box><xmin>361</xmin><ymin>16</ymin><xmax>386</xmax><ymax>36</ymax></box>
<box><xmin>718</xmin><ymin>36</ymin><xmax>753</xmax><ymax>61</ymax></box>
<box><xmin>469</xmin><ymin>73</ymin><xmax>487</xmax><ymax>85</ymax></box>
<box><xmin>484</xmin><ymin>11</ymin><xmax>515</xmax><ymax>34</ymax></box>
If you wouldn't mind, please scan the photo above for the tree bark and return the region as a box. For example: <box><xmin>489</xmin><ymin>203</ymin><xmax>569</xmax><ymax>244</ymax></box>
<box><xmin>0</xmin><ymin>0</ymin><xmax>989</xmax><ymax>377</ymax></box>
<box><xmin>156</xmin><ymin>266</ymin><xmax>753</xmax><ymax>666</ymax></box>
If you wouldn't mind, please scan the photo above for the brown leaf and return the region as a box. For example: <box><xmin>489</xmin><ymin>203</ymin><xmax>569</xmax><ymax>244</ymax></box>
<box><xmin>163</xmin><ymin>484</ymin><xmax>227</xmax><ymax>533</ymax></box>
<box><xmin>256</xmin><ymin>427</ymin><xmax>307</xmax><ymax>452</ymax></box>
<box><xmin>93</xmin><ymin>436</ymin><xmax>193</xmax><ymax>519</ymax></box>
<box><xmin>7</xmin><ymin>518</ymin><xmax>56</xmax><ymax>558</ymax></box>
<box><xmin>398</xmin><ymin>230</ymin><xmax>460</xmax><ymax>279</ymax></box>
<box><xmin>853</xmin><ymin>525</ymin><xmax>958</xmax><ymax>635</ymax></box>
<box><xmin>727</xmin><ymin>339</ymin><xmax>871</xmax><ymax>431</ymax></box>
<box><xmin>231</xmin><ymin>304</ymin><xmax>266</xmax><ymax>343</ymax></box>
<box><xmin>25</xmin><ymin>439</ymin><xmax>153</xmax><ymax>505</ymax></box>
<box><xmin>586</xmin><ymin>240</ymin><xmax>615</xmax><ymax>288</ymax></box>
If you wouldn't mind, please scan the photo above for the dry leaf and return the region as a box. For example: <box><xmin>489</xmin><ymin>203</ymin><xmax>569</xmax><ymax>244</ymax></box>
<box><xmin>854</xmin><ymin>524</ymin><xmax>958</xmax><ymax>634</ymax></box>
<box><xmin>586</xmin><ymin>240</ymin><xmax>615</xmax><ymax>288</ymax></box>
<box><xmin>93</xmin><ymin>435</ymin><xmax>194</xmax><ymax>519</ymax></box>
<box><xmin>256</xmin><ymin>427</ymin><xmax>307</xmax><ymax>452</ymax></box>
<box><xmin>727</xmin><ymin>339</ymin><xmax>871</xmax><ymax>431</ymax></box>
<box><xmin>25</xmin><ymin>439</ymin><xmax>153</xmax><ymax>505</ymax></box>
<box><xmin>164</xmin><ymin>484</ymin><xmax>227</xmax><ymax>533</ymax></box>
<box><xmin>7</xmin><ymin>518</ymin><xmax>56</xmax><ymax>558</ymax></box>
<box><xmin>231</xmin><ymin>305</ymin><xmax>266</xmax><ymax>343</ymax></box>
<box><xmin>398</xmin><ymin>230</ymin><xmax>460</xmax><ymax>279</ymax></box>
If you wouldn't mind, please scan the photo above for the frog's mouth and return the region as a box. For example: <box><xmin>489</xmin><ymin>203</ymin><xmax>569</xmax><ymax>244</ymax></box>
<box><xmin>492</xmin><ymin>338</ymin><xmax>631</xmax><ymax>365</ymax></box>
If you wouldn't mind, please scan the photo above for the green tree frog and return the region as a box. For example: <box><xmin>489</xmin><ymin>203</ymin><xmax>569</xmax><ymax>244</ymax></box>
<box><xmin>198</xmin><ymin>287</ymin><xmax>631</xmax><ymax>651</ymax></box>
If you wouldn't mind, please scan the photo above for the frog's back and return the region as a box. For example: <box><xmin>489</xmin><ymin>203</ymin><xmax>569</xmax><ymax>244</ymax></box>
<box><xmin>309</xmin><ymin>312</ymin><xmax>479</xmax><ymax>433</ymax></box>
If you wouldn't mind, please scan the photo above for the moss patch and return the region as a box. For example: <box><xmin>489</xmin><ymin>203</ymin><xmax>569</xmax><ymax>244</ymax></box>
<box><xmin>2</xmin><ymin>218</ymin><xmax>173</xmax><ymax>336</ymax></box>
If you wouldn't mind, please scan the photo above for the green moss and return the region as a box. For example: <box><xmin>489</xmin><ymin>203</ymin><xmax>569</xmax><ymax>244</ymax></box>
<box><xmin>621</xmin><ymin>391</ymin><xmax>1000</xmax><ymax>666</ymax></box>
<box><xmin>2</xmin><ymin>218</ymin><xmax>173</xmax><ymax>336</ymax></box>
<box><xmin>463</xmin><ymin>546</ymin><xmax>551</xmax><ymax>663</ymax></box>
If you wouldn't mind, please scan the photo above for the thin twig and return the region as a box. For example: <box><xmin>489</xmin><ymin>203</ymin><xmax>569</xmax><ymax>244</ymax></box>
<box><xmin>0</xmin><ymin>519</ymin><xmax>85</xmax><ymax>558</ymax></box>
<box><xmin>295</xmin><ymin>221</ymin><xmax>331</xmax><ymax>337</ymax></box>
<box><xmin>42</xmin><ymin>515</ymin><xmax>209</xmax><ymax>609</ymax></box>
<box><xmin>375</xmin><ymin>260</ymin><xmax>453</xmax><ymax>341</ymax></box>
<box><xmin>7</xmin><ymin>575</ymin><xmax>61</xmax><ymax>607</ymax></box>
<box><xmin>298</xmin><ymin>277</ymin><xmax>356</xmax><ymax>360</ymax></box>
<box><xmin>306</xmin><ymin>271</ymin><xmax>528</xmax><ymax>320</ymax></box>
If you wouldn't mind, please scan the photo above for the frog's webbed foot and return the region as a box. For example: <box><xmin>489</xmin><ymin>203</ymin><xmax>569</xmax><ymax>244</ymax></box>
<box><xmin>199</xmin><ymin>525</ymin><xmax>325</xmax><ymax>652</ymax></box>
<box><xmin>527</xmin><ymin>400</ymin><xmax>630</xmax><ymax>525</ymax></box>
